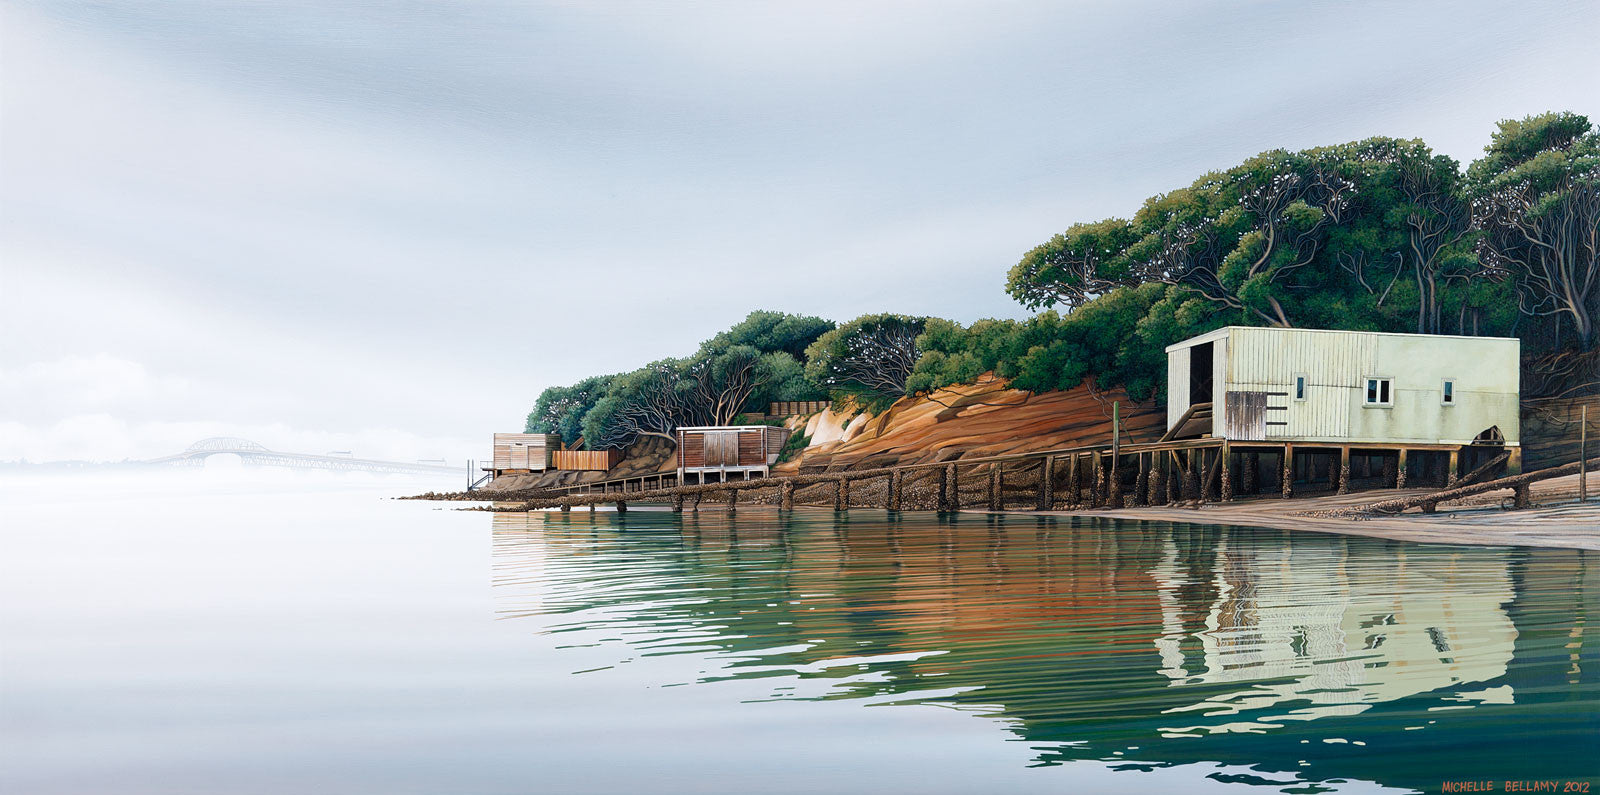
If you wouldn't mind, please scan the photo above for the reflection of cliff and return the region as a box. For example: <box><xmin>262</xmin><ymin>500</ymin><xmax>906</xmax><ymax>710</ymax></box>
<box><xmin>1149</xmin><ymin>532</ymin><xmax>1518</xmax><ymax>735</ymax></box>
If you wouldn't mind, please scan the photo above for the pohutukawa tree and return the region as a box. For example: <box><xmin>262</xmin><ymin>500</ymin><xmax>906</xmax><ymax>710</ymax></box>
<box><xmin>1468</xmin><ymin>112</ymin><xmax>1600</xmax><ymax>349</ymax></box>
<box><xmin>804</xmin><ymin>314</ymin><xmax>926</xmax><ymax>408</ymax></box>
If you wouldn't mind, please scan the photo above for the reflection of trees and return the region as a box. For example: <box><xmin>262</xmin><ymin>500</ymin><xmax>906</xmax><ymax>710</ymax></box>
<box><xmin>490</xmin><ymin>511</ymin><xmax>1598</xmax><ymax>790</ymax></box>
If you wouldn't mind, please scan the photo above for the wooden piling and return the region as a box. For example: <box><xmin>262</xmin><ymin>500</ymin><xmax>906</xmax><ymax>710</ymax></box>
<box><xmin>1066</xmin><ymin>454</ymin><xmax>1080</xmax><ymax>507</ymax></box>
<box><xmin>1132</xmin><ymin>453</ymin><xmax>1148</xmax><ymax>508</ymax></box>
<box><xmin>780</xmin><ymin>480</ymin><xmax>796</xmax><ymax>511</ymax></box>
<box><xmin>1220</xmin><ymin>444</ymin><xmax>1233</xmax><ymax>502</ymax></box>
<box><xmin>1147</xmin><ymin>452</ymin><xmax>1163</xmax><ymax>505</ymax></box>
<box><xmin>944</xmin><ymin>464</ymin><xmax>958</xmax><ymax>510</ymax></box>
<box><xmin>836</xmin><ymin>477</ymin><xmax>850</xmax><ymax>511</ymax></box>
<box><xmin>1090</xmin><ymin>453</ymin><xmax>1104</xmax><ymax>507</ymax></box>
<box><xmin>615</xmin><ymin>500</ymin><xmax>627</xmax><ymax>513</ymax></box>
<box><xmin>1447</xmin><ymin>449</ymin><xmax>1460</xmax><ymax>487</ymax></box>
<box><xmin>937</xmin><ymin>464</ymin><xmax>949</xmax><ymax>511</ymax></box>
<box><xmin>1168</xmin><ymin>451</ymin><xmax>1181</xmax><ymax>504</ymax></box>
<box><xmin>1281</xmin><ymin>445</ymin><xmax>1294</xmax><ymax>499</ymax></box>
<box><xmin>1582</xmin><ymin>405</ymin><xmax>1589</xmax><ymax>503</ymax></box>
<box><xmin>726</xmin><ymin>489</ymin><xmax>738</xmax><ymax>514</ymax></box>
<box><xmin>1337</xmin><ymin>447</ymin><xmax>1351</xmax><ymax>495</ymax></box>
<box><xmin>1037</xmin><ymin>456</ymin><xmax>1054</xmax><ymax>511</ymax></box>
<box><xmin>888</xmin><ymin>470</ymin><xmax>902</xmax><ymax>511</ymax></box>
<box><xmin>988</xmin><ymin>464</ymin><xmax>1002</xmax><ymax>511</ymax></box>
<box><xmin>1108</xmin><ymin>454</ymin><xmax>1124</xmax><ymax>508</ymax></box>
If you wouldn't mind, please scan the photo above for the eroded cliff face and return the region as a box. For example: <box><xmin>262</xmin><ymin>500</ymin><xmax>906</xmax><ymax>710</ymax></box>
<box><xmin>775</xmin><ymin>374</ymin><xmax>1166</xmax><ymax>473</ymax></box>
<box><xmin>490</xmin><ymin>375</ymin><xmax>1165</xmax><ymax>490</ymax></box>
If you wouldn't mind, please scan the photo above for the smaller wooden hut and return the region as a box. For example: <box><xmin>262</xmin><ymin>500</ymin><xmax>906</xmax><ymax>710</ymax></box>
<box><xmin>490</xmin><ymin>433</ymin><xmax>562</xmax><ymax>476</ymax></box>
<box><xmin>553</xmin><ymin>449</ymin><xmax>624</xmax><ymax>472</ymax></box>
<box><xmin>676</xmin><ymin>425</ymin><xmax>791</xmax><ymax>483</ymax></box>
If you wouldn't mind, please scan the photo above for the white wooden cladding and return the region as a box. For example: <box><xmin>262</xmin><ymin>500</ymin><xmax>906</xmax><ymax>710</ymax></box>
<box><xmin>1226</xmin><ymin>327</ymin><xmax>1373</xmax><ymax>440</ymax></box>
<box><xmin>1167</xmin><ymin>327</ymin><xmax>1520</xmax><ymax>445</ymax></box>
<box><xmin>492</xmin><ymin>433</ymin><xmax>560</xmax><ymax>471</ymax></box>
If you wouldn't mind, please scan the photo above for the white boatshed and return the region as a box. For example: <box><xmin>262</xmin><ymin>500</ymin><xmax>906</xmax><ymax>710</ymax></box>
<box><xmin>1164</xmin><ymin>327</ymin><xmax>1520</xmax><ymax>448</ymax></box>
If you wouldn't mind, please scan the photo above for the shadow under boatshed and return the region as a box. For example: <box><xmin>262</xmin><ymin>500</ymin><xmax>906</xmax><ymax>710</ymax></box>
<box><xmin>676</xmin><ymin>425</ymin><xmax>791</xmax><ymax>484</ymax></box>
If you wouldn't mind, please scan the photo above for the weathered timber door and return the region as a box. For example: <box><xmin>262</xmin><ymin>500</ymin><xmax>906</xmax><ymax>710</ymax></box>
<box><xmin>1224</xmin><ymin>391</ymin><xmax>1267</xmax><ymax>441</ymax></box>
<box><xmin>705</xmin><ymin>431</ymin><xmax>740</xmax><ymax>467</ymax></box>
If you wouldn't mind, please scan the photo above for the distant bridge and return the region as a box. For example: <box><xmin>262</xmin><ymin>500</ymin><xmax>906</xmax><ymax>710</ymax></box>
<box><xmin>144</xmin><ymin>437</ymin><xmax>465</xmax><ymax>476</ymax></box>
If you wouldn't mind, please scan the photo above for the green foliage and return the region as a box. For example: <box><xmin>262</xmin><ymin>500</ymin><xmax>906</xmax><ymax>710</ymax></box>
<box><xmin>776</xmin><ymin>428</ymin><xmax>811</xmax><ymax>463</ymax></box>
<box><xmin>525</xmin><ymin>375</ymin><xmax>613</xmax><ymax>446</ymax></box>
<box><xmin>803</xmin><ymin>313</ymin><xmax>925</xmax><ymax>410</ymax></box>
<box><xmin>1466</xmin><ymin>112</ymin><xmax>1599</xmax><ymax>349</ymax></box>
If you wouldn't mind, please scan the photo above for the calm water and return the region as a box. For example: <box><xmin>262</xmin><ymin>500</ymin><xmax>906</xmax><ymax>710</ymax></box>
<box><xmin>2</xmin><ymin>472</ymin><xmax>1596</xmax><ymax>794</ymax></box>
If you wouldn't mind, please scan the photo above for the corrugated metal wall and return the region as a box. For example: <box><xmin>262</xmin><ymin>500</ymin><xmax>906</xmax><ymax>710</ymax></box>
<box><xmin>1227</xmin><ymin>327</ymin><xmax>1372</xmax><ymax>439</ymax></box>
<box><xmin>1167</xmin><ymin>346</ymin><xmax>1190</xmax><ymax>430</ymax></box>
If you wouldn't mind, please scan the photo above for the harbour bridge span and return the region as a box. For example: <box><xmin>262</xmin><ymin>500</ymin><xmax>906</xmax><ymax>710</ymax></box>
<box><xmin>145</xmin><ymin>437</ymin><xmax>464</xmax><ymax>475</ymax></box>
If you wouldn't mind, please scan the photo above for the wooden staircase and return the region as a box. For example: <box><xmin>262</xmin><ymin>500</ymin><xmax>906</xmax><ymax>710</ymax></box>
<box><xmin>1160</xmin><ymin>402</ymin><xmax>1213</xmax><ymax>442</ymax></box>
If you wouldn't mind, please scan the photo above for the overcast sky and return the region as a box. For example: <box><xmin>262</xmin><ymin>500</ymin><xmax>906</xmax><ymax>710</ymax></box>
<box><xmin>2</xmin><ymin>0</ymin><xmax>1596</xmax><ymax>463</ymax></box>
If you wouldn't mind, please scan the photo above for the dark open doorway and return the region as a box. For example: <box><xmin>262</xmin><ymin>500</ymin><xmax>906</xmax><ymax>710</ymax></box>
<box><xmin>1189</xmin><ymin>341</ymin><xmax>1214</xmax><ymax>406</ymax></box>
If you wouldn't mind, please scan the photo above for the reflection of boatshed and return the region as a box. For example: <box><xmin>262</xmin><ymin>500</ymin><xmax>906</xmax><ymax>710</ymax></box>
<box><xmin>676</xmin><ymin>425</ymin><xmax>791</xmax><ymax>483</ymax></box>
<box><xmin>490</xmin><ymin>433</ymin><xmax>561</xmax><ymax>476</ymax></box>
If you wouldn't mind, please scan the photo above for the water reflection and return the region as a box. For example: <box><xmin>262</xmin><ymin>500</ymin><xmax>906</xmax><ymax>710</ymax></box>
<box><xmin>491</xmin><ymin>510</ymin><xmax>1598</xmax><ymax>792</ymax></box>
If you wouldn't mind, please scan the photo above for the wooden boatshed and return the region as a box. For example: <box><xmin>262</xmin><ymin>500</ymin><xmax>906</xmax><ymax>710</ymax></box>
<box><xmin>490</xmin><ymin>433</ymin><xmax>562</xmax><ymax>476</ymax></box>
<box><xmin>676</xmin><ymin>425</ymin><xmax>791</xmax><ymax>483</ymax></box>
<box><xmin>1162</xmin><ymin>327</ymin><xmax>1522</xmax><ymax>483</ymax></box>
<box><xmin>553</xmin><ymin>449</ymin><xmax>624</xmax><ymax>472</ymax></box>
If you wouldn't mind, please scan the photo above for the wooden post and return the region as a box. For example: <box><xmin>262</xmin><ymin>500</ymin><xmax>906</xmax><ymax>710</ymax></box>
<box><xmin>690</xmin><ymin>492</ymin><xmax>700</xmax><ymax>512</ymax></box>
<box><xmin>1582</xmin><ymin>405</ymin><xmax>1589</xmax><ymax>503</ymax></box>
<box><xmin>835</xmin><ymin>477</ymin><xmax>849</xmax><ymax>511</ymax></box>
<box><xmin>780</xmin><ymin>480</ymin><xmax>796</xmax><ymax>511</ymax></box>
<box><xmin>1108</xmin><ymin>453</ymin><xmax>1124</xmax><ymax>508</ymax></box>
<box><xmin>615</xmin><ymin>500</ymin><xmax>627</xmax><ymax>513</ymax></box>
<box><xmin>1133</xmin><ymin>453</ymin><xmax>1149</xmax><ymax>508</ymax></box>
<box><xmin>1147</xmin><ymin>452</ymin><xmax>1163</xmax><ymax>505</ymax></box>
<box><xmin>1281</xmin><ymin>444</ymin><xmax>1294</xmax><ymax>499</ymax></box>
<box><xmin>1181</xmin><ymin>451</ymin><xmax>1197</xmax><ymax>501</ymax></box>
<box><xmin>1037</xmin><ymin>456</ymin><xmax>1054</xmax><ymax>511</ymax></box>
<box><xmin>560</xmin><ymin>503</ymin><xmax>571</xmax><ymax>513</ymax></box>
<box><xmin>888</xmin><ymin>471</ymin><xmax>902</xmax><ymax>511</ymax></box>
<box><xmin>1447</xmin><ymin>449</ymin><xmax>1460</xmax><ymax>488</ymax></box>
<box><xmin>727</xmin><ymin>489</ymin><xmax>738</xmax><ymax>514</ymax></box>
<box><xmin>988</xmin><ymin>464</ymin><xmax>1002</xmax><ymax>511</ymax></box>
<box><xmin>1395</xmin><ymin>449</ymin><xmax>1408</xmax><ymax>489</ymax></box>
<box><xmin>1066</xmin><ymin>454</ymin><xmax>1080</xmax><ymax>507</ymax></box>
<box><xmin>1337</xmin><ymin>446</ymin><xmax>1351</xmax><ymax>495</ymax></box>
<box><xmin>589</xmin><ymin>502</ymin><xmax>596</xmax><ymax>512</ymax></box>
<box><xmin>945</xmin><ymin>464</ymin><xmax>959</xmax><ymax>510</ymax></box>
<box><xmin>1090</xmin><ymin>453</ymin><xmax>1104</xmax><ymax>507</ymax></box>
<box><xmin>1167</xmin><ymin>452</ymin><xmax>1181</xmax><ymax>504</ymax></box>
<box><xmin>938</xmin><ymin>463</ymin><xmax>951</xmax><ymax>511</ymax></box>
<box><xmin>672</xmin><ymin>494</ymin><xmax>684</xmax><ymax>512</ymax></box>
<box><xmin>1514</xmin><ymin>482</ymin><xmax>1531</xmax><ymax>509</ymax></box>
<box><xmin>1220</xmin><ymin>444</ymin><xmax>1233</xmax><ymax>502</ymax></box>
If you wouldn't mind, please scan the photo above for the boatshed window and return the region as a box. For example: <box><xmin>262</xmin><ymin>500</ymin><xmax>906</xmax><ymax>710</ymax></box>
<box><xmin>1442</xmin><ymin>379</ymin><xmax>1455</xmax><ymax>406</ymax></box>
<box><xmin>1364</xmin><ymin>377</ymin><xmax>1392</xmax><ymax>406</ymax></box>
<box><xmin>1293</xmin><ymin>374</ymin><xmax>1308</xmax><ymax>401</ymax></box>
